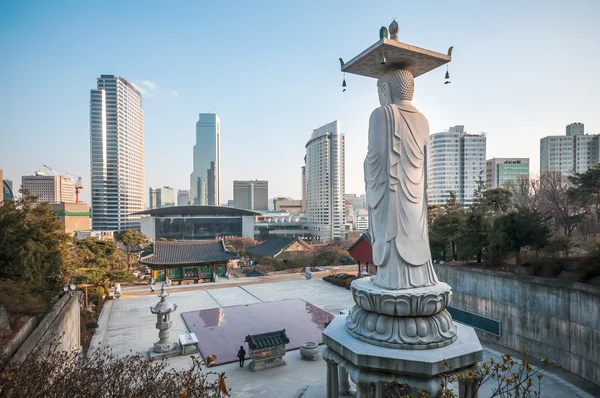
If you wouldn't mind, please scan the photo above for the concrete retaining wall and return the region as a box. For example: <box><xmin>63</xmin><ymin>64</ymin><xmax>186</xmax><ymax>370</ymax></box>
<box><xmin>435</xmin><ymin>264</ymin><xmax>600</xmax><ymax>386</ymax></box>
<box><xmin>1</xmin><ymin>316</ymin><xmax>40</xmax><ymax>360</ymax></box>
<box><xmin>10</xmin><ymin>292</ymin><xmax>82</xmax><ymax>364</ymax></box>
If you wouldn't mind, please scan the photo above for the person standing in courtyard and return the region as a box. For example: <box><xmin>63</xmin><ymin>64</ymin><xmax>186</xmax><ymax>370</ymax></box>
<box><xmin>237</xmin><ymin>345</ymin><xmax>246</xmax><ymax>368</ymax></box>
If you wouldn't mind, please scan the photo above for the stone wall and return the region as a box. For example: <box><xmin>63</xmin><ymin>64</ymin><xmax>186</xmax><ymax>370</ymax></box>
<box><xmin>435</xmin><ymin>264</ymin><xmax>600</xmax><ymax>386</ymax></box>
<box><xmin>10</xmin><ymin>292</ymin><xmax>81</xmax><ymax>364</ymax></box>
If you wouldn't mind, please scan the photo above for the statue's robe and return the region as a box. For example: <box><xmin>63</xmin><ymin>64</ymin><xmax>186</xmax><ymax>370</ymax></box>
<box><xmin>364</xmin><ymin>103</ymin><xmax>438</xmax><ymax>290</ymax></box>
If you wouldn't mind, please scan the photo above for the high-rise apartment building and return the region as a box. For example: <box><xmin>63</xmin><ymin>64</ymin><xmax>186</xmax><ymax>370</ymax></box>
<box><xmin>301</xmin><ymin>166</ymin><xmax>306</xmax><ymax>212</ymax></box>
<box><xmin>233</xmin><ymin>180</ymin><xmax>268</xmax><ymax>211</ymax></box>
<box><xmin>22</xmin><ymin>171</ymin><xmax>75</xmax><ymax>203</ymax></box>
<box><xmin>540</xmin><ymin>123</ymin><xmax>599</xmax><ymax>175</ymax></box>
<box><xmin>427</xmin><ymin>125</ymin><xmax>486</xmax><ymax>206</ymax></box>
<box><xmin>190</xmin><ymin>113</ymin><xmax>220</xmax><ymax>206</ymax></box>
<box><xmin>304</xmin><ymin>121</ymin><xmax>345</xmax><ymax>242</ymax></box>
<box><xmin>149</xmin><ymin>186</ymin><xmax>176</xmax><ymax>209</ymax></box>
<box><xmin>486</xmin><ymin>158</ymin><xmax>529</xmax><ymax>189</ymax></box>
<box><xmin>177</xmin><ymin>189</ymin><xmax>190</xmax><ymax>206</ymax></box>
<box><xmin>90</xmin><ymin>75</ymin><xmax>144</xmax><ymax>231</ymax></box>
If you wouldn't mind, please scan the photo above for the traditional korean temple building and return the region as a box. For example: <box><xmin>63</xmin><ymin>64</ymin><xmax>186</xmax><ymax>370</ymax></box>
<box><xmin>140</xmin><ymin>240</ymin><xmax>238</xmax><ymax>283</ymax></box>
<box><xmin>347</xmin><ymin>232</ymin><xmax>376</xmax><ymax>275</ymax></box>
<box><xmin>246</xmin><ymin>236</ymin><xmax>312</xmax><ymax>262</ymax></box>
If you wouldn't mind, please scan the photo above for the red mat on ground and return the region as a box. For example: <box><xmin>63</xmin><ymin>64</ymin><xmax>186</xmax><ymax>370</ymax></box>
<box><xmin>181</xmin><ymin>299</ymin><xmax>334</xmax><ymax>366</ymax></box>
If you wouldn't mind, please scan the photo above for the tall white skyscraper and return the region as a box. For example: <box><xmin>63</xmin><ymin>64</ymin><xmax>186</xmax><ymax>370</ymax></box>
<box><xmin>90</xmin><ymin>75</ymin><xmax>144</xmax><ymax>231</ymax></box>
<box><xmin>304</xmin><ymin>121</ymin><xmax>345</xmax><ymax>242</ymax></box>
<box><xmin>427</xmin><ymin>125</ymin><xmax>486</xmax><ymax>206</ymax></box>
<box><xmin>190</xmin><ymin>113</ymin><xmax>220</xmax><ymax>206</ymax></box>
<box><xmin>540</xmin><ymin>123</ymin><xmax>599</xmax><ymax>175</ymax></box>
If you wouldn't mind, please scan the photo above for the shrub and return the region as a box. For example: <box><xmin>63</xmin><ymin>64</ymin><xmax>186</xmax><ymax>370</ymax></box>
<box><xmin>0</xmin><ymin>279</ymin><xmax>49</xmax><ymax>316</ymax></box>
<box><xmin>0</xmin><ymin>345</ymin><xmax>230</xmax><ymax>397</ymax></box>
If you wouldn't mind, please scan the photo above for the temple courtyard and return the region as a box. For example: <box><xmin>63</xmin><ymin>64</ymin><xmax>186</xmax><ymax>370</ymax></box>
<box><xmin>92</xmin><ymin>277</ymin><xmax>597</xmax><ymax>397</ymax></box>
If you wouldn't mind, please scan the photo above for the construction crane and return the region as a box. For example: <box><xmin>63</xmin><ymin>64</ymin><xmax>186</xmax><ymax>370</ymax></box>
<box><xmin>66</xmin><ymin>173</ymin><xmax>84</xmax><ymax>204</ymax></box>
<box><xmin>43</xmin><ymin>165</ymin><xmax>84</xmax><ymax>203</ymax></box>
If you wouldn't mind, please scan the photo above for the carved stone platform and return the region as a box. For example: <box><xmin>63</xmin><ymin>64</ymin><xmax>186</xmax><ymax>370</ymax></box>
<box><xmin>346</xmin><ymin>279</ymin><xmax>457</xmax><ymax>349</ymax></box>
<box><xmin>346</xmin><ymin>307</ymin><xmax>457</xmax><ymax>349</ymax></box>
<box><xmin>351</xmin><ymin>279</ymin><xmax>453</xmax><ymax>317</ymax></box>
<box><xmin>324</xmin><ymin>316</ymin><xmax>482</xmax><ymax>397</ymax></box>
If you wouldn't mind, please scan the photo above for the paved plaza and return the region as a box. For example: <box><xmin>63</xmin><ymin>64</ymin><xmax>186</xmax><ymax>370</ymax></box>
<box><xmin>92</xmin><ymin>279</ymin><xmax>596</xmax><ymax>397</ymax></box>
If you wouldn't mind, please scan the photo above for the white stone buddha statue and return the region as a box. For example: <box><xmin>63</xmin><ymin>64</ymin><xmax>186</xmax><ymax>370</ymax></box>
<box><xmin>365</xmin><ymin>68</ymin><xmax>438</xmax><ymax>290</ymax></box>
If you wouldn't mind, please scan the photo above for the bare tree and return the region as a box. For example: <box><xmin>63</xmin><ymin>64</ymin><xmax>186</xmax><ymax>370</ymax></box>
<box><xmin>537</xmin><ymin>171</ymin><xmax>585</xmax><ymax>237</ymax></box>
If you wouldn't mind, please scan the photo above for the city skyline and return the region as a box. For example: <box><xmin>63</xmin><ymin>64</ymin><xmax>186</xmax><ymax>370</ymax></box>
<box><xmin>1</xmin><ymin>1</ymin><xmax>599</xmax><ymax>205</ymax></box>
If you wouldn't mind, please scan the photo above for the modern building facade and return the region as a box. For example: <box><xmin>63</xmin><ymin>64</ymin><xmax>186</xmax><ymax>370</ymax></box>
<box><xmin>354</xmin><ymin>209</ymin><xmax>368</xmax><ymax>231</ymax></box>
<box><xmin>344</xmin><ymin>193</ymin><xmax>366</xmax><ymax>212</ymax></box>
<box><xmin>304</xmin><ymin>120</ymin><xmax>345</xmax><ymax>242</ymax></box>
<box><xmin>136</xmin><ymin>206</ymin><xmax>257</xmax><ymax>241</ymax></box>
<box><xmin>177</xmin><ymin>189</ymin><xmax>190</xmax><ymax>206</ymax></box>
<box><xmin>90</xmin><ymin>75</ymin><xmax>144</xmax><ymax>231</ymax></box>
<box><xmin>22</xmin><ymin>171</ymin><xmax>75</xmax><ymax>203</ymax></box>
<box><xmin>50</xmin><ymin>202</ymin><xmax>91</xmax><ymax>235</ymax></box>
<box><xmin>486</xmin><ymin>158</ymin><xmax>530</xmax><ymax>189</ymax></box>
<box><xmin>149</xmin><ymin>186</ymin><xmax>176</xmax><ymax>209</ymax></box>
<box><xmin>233</xmin><ymin>180</ymin><xmax>268</xmax><ymax>211</ymax></box>
<box><xmin>190</xmin><ymin>113</ymin><xmax>220</xmax><ymax>206</ymax></box>
<box><xmin>0</xmin><ymin>169</ymin><xmax>13</xmax><ymax>204</ymax></box>
<box><xmin>273</xmin><ymin>198</ymin><xmax>303</xmax><ymax>214</ymax></box>
<box><xmin>427</xmin><ymin>125</ymin><xmax>486</xmax><ymax>206</ymax></box>
<box><xmin>540</xmin><ymin>123</ymin><xmax>599</xmax><ymax>175</ymax></box>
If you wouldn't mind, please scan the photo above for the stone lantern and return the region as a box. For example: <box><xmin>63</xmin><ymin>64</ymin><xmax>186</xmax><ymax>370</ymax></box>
<box><xmin>150</xmin><ymin>284</ymin><xmax>178</xmax><ymax>356</ymax></box>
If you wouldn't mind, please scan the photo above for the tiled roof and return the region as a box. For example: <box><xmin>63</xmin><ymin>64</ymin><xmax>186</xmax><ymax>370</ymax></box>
<box><xmin>246</xmin><ymin>236</ymin><xmax>309</xmax><ymax>258</ymax></box>
<box><xmin>140</xmin><ymin>241</ymin><xmax>238</xmax><ymax>265</ymax></box>
<box><xmin>245</xmin><ymin>329</ymin><xmax>290</xmax><ymax>350</ymax></box>
<box><xmin>348</xmin><ymin>232</ymin><xmax>372</xmax><ymax>251</ymax></box>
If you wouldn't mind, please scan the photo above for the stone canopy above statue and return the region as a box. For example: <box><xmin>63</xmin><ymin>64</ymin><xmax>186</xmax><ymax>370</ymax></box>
<box><xmin>340</xmin><ymin>20</ymin><xmax>452</xmax><ymax>79</ymax></box>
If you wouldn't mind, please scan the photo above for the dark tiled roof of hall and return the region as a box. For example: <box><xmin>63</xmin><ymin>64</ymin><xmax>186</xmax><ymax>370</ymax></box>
<box><xmin>245</xmin><ymin>329</ymin><xmax>290</xmax><ymax>349</ymax></box>
<box><xmin>140</xmin><ymin>240</ymin><xmax>238</xmax><ymax>265</ymax></box>
<box><xmin>246</xmin><ymin>236</ymin><xmax>307</xmax><ymax>258</ymax></box>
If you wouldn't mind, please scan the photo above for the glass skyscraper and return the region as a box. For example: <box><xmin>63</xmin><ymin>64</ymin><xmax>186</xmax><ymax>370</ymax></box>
<box><xmin>190</xmin><ymin>113</ymin><xmax>220</xmax><ymax>206</ymax></box>
<box><xmin>90</xmin><ymin>75</ymin><xmax>144</xmax><ymax>231</ymax></box>
<box><xmin>486</xmin><ymin>158</ymin><xmax>529</xmax><ymax>189</ymax></box>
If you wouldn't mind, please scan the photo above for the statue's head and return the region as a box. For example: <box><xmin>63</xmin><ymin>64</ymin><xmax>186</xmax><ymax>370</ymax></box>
<box><xmin>377</xmin><ymin>69</ymin><xmax>414</xmax><ymax>105</ymax></box>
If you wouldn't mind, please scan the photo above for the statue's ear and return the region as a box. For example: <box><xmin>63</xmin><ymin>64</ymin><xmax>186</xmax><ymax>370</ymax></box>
<box><xmin>381</xmin><ymin>82</ymin><xmax>392</xmax><ymax>104</ymax></box>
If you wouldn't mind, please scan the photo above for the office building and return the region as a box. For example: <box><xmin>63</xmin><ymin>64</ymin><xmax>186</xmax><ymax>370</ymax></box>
<box><xmin>427</xmin><ymin>125</ymin><xmax>486</xmax><ymax>206</ymax></box>
<box><xmin>137</xmin><ymin>206</ymin><xmax>257</xmax><ymax>241</ymax></box>
<box><xmin>90</xmin><ymin>75</ymin><xmax>144</xmax><ymax>231</ymax></box>
<box><xmin>486</xmin><ymin>158</ymin><xmax>529</xmax><ymax>189</ymax></box>
<box><xmin>273</xmin><ymin>198</ymin><xmax>303</xmax><ymax>214</ymax></box>
<box><xmin>301</xmin><ymin>166</ymin><xmax>306</xmax><ymax>212</ymax></box>
<box><xmin>540</xmin><ymin>123</ymin><xmax>599</xmax><ymax>175</ymax></box>
<box><xmin>22</xmin><ymin>171</ymin><xmax>75</xmax><ymax>203</ymax></box>
<box><xmin>149</xmin><ymin>186</ymin><xmax>176</xmax><ymax>209</ymax></box>
<box><xmin>190</xmin><ymin>113</ymin><xmax>220</xmax><ymax>206</ymax></box>
<box><xmin>304</xmin><ymin>120</ymin><xmax>345</xmax><ymax>242</ymax></box>
<box><xmin>233</xmin><ymin>180</ymin><xmax>268</xmax><ymax>211</ymax></box>
<box><xmin>50</xmin><ymin>202</ymin><xmax>91</xmax><ymax>235</ymax></box>
<box><xmin>177</xmin><ymin>189</ymin><xmax>190</xmax><ymax>206</ymax></box>
<box><xmin>344</xmin><ymin>193</ymin><xmax>366</xmax><ymax>212</ymax></box>
<box><xmin>354</xmin><ymin>209</ymin><xmax>368</xmax><ymax>231</ymax></box>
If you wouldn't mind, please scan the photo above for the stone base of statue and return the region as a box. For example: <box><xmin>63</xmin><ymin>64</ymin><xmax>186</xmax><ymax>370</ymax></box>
<box><xmin>324</xmin><ymin>316</ymin><xmax>482</xmax><ymax>398</ymax></box>
<box><xmin>323</xmin><ymin>277</ymin><xmax>482</xmax><ymax>397</ymax></box>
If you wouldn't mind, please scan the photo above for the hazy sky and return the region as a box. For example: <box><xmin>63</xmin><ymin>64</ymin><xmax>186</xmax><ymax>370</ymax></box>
<box><xmin>1</xmin><ymin>1</ymin><xmax>599</xmax><ymax>205</ymax></box>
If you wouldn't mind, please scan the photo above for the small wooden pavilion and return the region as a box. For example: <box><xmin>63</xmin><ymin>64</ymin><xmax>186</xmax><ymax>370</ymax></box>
<box><xmin>140</xmin><ymin>240</ymin><xmax>238</xmax><ymax>284</ymax></box>
<box><xmin>347</xmin><ymin>232</ymin><xmax>376</xmax><ymax>275</ymax></box>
